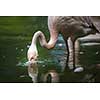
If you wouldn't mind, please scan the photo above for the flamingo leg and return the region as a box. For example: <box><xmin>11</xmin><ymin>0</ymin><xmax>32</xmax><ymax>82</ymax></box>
<box><xmin>70</xmin><ymin>36</ymin><xmax>76</xmax><ymax>70</ymax></box>
<box><xmin>72</xmin><ymin>40</ymin><xmax>76</xmax><ymax>70</ymax></box>
<box><xmin>64</xmin><ymin>39</ymin><xmax>69</xmax><ymax>69</ymax></box>
<box><xmin>72</xmin><ymin>39</ymin><xmax>84</xmax><ymax>72</ymax></box>
<box><xmin>64</xmin><ymin>37</ymin><xmax>76</xmax><ymax>70</ymax></box>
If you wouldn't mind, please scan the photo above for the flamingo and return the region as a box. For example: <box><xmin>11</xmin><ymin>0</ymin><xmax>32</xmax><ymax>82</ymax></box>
<box><xmin>27</xmin><ymin>16</ymin><xmax>100</xmax><ymax>72</ymax></box>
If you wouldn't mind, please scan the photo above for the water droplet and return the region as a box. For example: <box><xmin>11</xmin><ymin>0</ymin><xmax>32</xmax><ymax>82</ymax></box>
<box><xmin>58</xmin><ymin>43</ymin><xmax>63</xmax><ymax>47</ymax></box>
<box><xmin>79</xmin><ymin>52</ymin><xmax>84</xmax><ymax>54</ymax></box>
<box><xmin>27</xmin><ymin>45</ymin><xmax>30</xmax><ymax>48</ymax></box>
<box><xmin>16</xmin><ymin>47</ymin><xmax>18</xmax><ymax>50</ymax></box>
<box><xmin>96</xmin><ymin>51</ymin><xmax>99</xmax><ymax>55</ymax></box>
<box><xmin>20</xmin><ymin>75</ymin><xmax>26</xmax><ymax>78</ymax></box>
<box><xmin>42</xmin><ymin>65</ymin><xmax>46</xmax><ymax>67</ymax></box>
<box><xmin>3</xmin><ymin>55</ymin><xmax>5</xmax><ymax>58</ymax></box>
<box><xmin>21</xmin><ymin>49</ymin><xmax>23</xmax><ymax>52</ymax></box>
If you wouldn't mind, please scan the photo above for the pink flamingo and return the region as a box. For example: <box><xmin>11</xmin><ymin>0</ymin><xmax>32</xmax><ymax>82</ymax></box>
<box><xmin>27</xmin><ymin>16</ymin><xmax>100</xmax><ymax>72</ymax></box>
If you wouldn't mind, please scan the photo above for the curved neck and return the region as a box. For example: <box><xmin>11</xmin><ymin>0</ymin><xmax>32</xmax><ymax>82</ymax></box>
<box><xmin>31</xmin><ymin>31</ymin><xmax>40</xmax><ymax>46</ymax></box>
<box><xmin>31</xmin><ymin>31</ymin><xmax>58</xmax><ymax>49</ymax></box>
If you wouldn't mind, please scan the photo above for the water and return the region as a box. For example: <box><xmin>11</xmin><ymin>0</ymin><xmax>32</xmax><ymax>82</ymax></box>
<box><xmin>0</xmin><ymin>16</ymin><xmax>100</xmax><ymax>83</ymax></box>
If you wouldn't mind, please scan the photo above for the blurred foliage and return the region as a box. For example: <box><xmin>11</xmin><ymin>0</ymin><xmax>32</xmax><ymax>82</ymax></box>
<box><xmin>0</xmin><ymin>16</ymin><xmax>48</xmax><ymax>38</ymax></box>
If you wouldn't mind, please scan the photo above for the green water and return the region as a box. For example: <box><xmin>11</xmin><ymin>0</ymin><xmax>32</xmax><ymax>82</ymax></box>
<box><xmin>0</xmin><ymin>16</ymin><xmax>100</xmax><ymax>83</ymax></box>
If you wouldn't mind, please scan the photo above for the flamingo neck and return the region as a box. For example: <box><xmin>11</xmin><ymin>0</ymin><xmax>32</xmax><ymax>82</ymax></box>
<box><xmin>31</xmin><ymin>32</ymin><xmax>39</xmax><ymax>46</ymax></box>
<box><xmin>39</xmin><ymin>31</ymin><xmax>58</xmax><ymax>49</ymax></box>
<box><xmin>30</xmin><ymin>32</ymin><xmax>39</xmax><ymax>56</ymax></box>
<box><xmin>31</xmin><ymin>31</ymin><xmax>58</xmax><ymax>50</ymax></box>
<box><xmin>45</xmin><ymin>35</ymin><xmax>58</xmax><ymax>49</ymax></box>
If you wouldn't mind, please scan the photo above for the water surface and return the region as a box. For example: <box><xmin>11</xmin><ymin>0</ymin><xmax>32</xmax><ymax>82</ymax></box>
<box><xmin>0</xmin><ymin>16</ymin><xmax>100</xmax><ymax>83</ymax></box>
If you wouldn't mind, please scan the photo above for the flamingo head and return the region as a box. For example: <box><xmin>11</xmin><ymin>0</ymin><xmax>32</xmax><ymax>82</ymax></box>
<box><xmin>27</xmin><ymin>46</ymin><xmax>38</xmax><ymax>62</ymax></box>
